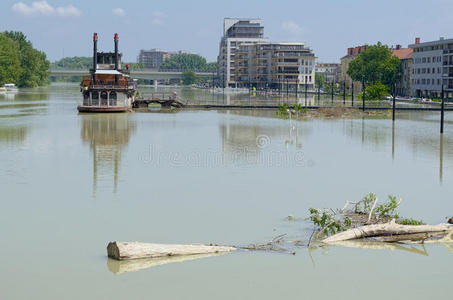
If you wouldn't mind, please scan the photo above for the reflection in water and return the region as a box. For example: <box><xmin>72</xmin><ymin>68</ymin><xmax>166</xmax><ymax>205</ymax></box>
<box><xmin>0</xmin><ymin>127</ymin><xmax>27</xmax><ymax>146</ymax></box>
<box><xmin>219</xmin><ymin>111</ymin><xmax>311</xmax><ymax>166</ymax></box>
<box><xmin>81</xmin><ymin>114</ymin><xmax>136</xmax><ymax>194</ymax></box>
<box><xmin>107</xmin><ymin>253</ymin><xmax>224</xmax><ymax>275</ymax></box>
<box><xmin>392</xmin><ymin>121</ymin><xmax>395</xmax><ymax>160</ymax></box>
<box><xmin>440</xmin><ymin>134</ymin><xmax>443</xmax><ymax>183</ymax></box>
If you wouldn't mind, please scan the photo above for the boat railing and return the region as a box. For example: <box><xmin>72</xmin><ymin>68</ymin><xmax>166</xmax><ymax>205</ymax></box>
<box><xmin>89</xmin><ymin>84</ymin><xmax>135</xmax><ymax>90</ymax></box>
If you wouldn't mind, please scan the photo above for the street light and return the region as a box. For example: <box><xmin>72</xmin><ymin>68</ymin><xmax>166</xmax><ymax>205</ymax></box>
<box><xmin>441</xmin><ymin>75</ymin><xmax>447</xmax><ymax>134</ymax></box>
<box><xmin>351</xmin><ymin>81</ymin><xmax>354</xmax><ymax>107</ymax></box>
<box><xmin>362</xmin><ymin>75</ymin><xmax>365</xmax><ymax>111</ymax></box>
<box><xmin>343</xmin><ymin>80</ymin><xmax>346</xmax><ymax>105</ymax></box>
<box><xmin>392</xmin><ymin>83</ymin><xmax>396</xmax><ymax>122</ymax></box>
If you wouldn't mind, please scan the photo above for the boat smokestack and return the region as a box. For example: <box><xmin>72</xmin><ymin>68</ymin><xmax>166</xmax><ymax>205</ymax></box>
<box><xmin>93</xmin><ymin>32</ymin><xmax>98</xmax><ymax>83</ymax></box>
<box><xmin>114</xmin><ymin>33</ymin><xmax>119</xmax><ymax>85</ymax></box>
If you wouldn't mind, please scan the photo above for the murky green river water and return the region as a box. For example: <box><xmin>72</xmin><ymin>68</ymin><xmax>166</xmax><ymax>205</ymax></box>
<box><xmin>1</xmin><ymin>83</ymin><xmax>452</xmax><ymax>299</ymax></box>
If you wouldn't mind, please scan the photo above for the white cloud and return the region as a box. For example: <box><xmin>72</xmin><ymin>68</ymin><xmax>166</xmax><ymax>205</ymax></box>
<box><xmin>152</xmin><ymin>11</ymin><xmax>165</xmax><ymax>25</ymax></box>
<box><xmin>12</xmin><ymin>1</ymin><xmax>81</xmax><ymax>17</ymax></box>
<box><xmin>281</xmin><ymin>21</ymin><xmax>304</xmax><ymax>36</ymax></box>
<box><xmin>55</xmin><ymin>5</ymin><xmax>81</xmax><ymax>17</ymax></box>
<box><xmin>112</xmin><ymin>8</ymin><xmax>125</xmax><ymax>16</ymax></box>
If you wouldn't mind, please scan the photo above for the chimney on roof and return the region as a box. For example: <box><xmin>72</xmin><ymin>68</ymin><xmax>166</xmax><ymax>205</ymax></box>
<box><xmin>415</xmin><ymin>37</ymin><xmax>420</xmax><ymax>44</ymax></box>
<box><xmin>396</xmin><ymin>45</ymin><xmax>402</xmax><ymax>50</ymax></box>
<box><xmin>93</xmin><ymin>33</ymin><xmax>98</xmax><ymax>83</ymax></box>
<box><xmin>114</xmin><ymin>33</ymin><xmax>119</xmax><ymax>85</ymax></box>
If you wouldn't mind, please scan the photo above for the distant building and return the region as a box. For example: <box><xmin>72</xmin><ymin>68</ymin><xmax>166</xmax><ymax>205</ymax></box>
<box><xmin>409</xmin><ymin>37</ymin><xmax>453</xmax><ymax>98</ymax></box>
<box><xmin>218</xmin><ymin>18</ymin><xmax>270</xmax><ymax>87</ymax></box>
<box><xmin>137</xmin><ymin>49</ymin><xmax>171</xmax><ymax>69</ymax></box>
<box><xmin>339</xmin><ymin>45</ymin><xmax>367</xmax><ymax>94</ymax></box>
<box><xmin>233</xmin><ymin>42</ymin><xmax>316</xmax><ymax>89</ymax></box>
<box><xmin>315</xmin><ymin>63</ymin><xmax>340</xmax><ymax>83</ymax></box>
<box><xmin>137</xmin><ymin>49</ymin><xmax>197</xmax><ymax>69</ymax></box>
<box><xmin>392</xmin><ymin>45</ymin><xmax>413</xmax><ymax>97</ymax></box>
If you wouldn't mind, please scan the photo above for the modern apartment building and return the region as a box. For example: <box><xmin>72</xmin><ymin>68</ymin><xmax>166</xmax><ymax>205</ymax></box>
<box><xmin>392</xmin><ymin>45</ymin><xmax>413</xmax><ymax>96</ymax></box>
<box><xmin>339</xmin><ymin>46</ymin><xmax>367</xmax><ymax>94</ymax></box>
<box><xmin>315</xmin><ymin>63</ymin><xmax>340</xmax><ymax>83</ymax></box>
<box><xmin>137</xmin><ymin>49</ymin><xmax>195</xmax><ymax>69</ymax></box>
<box><xmin>232</xmin><ymin>42</ymin><xmax>316</xmax><ymax>89</ymax></box>
<box><xmin>218</xmin><ymin>18</ymin><xmax>269</xmax><ymax>87</ymax></box>
<box><xmin>409</xmin><ymin>37</ymin><xmax>453</xmax><ymax>98</ymax></box>
<box><xmin>137</xmin><ymin>49</ymin><xmax>171</xmax><ymax>68</ymax></box>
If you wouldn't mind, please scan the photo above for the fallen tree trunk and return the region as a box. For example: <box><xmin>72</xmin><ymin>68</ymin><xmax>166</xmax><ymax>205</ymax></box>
<box><xmin>107</xmin><ymin>242</ymin><xmax>236</xmax><ymax>261</ymax></box>
<box><xmin>322</xmin><ymin>221</ymin><xmax>453</xmax><ymax>244</ymax></box>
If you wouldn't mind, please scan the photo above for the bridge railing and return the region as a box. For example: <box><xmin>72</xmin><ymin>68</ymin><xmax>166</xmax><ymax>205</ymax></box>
<box><xmin>50</xmin><ymin>68</ymin><xmax>215</xmax><ymax>74</ymax></box>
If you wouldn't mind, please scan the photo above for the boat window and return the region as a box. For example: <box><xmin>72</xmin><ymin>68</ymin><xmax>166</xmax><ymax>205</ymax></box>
<box><xmin>91</xmin><ymin>91</ymin><xmax>99</xmax><ymax>99</ymax></box>
<box><xmin>110</xmin><ymin>91</ymin><xmax>117</xmax><ymax>106</ymax></box>
<box><xmin>101</xmin><ymin>91</ymin><xmax>108</xmax><ymax>105</ymax></box>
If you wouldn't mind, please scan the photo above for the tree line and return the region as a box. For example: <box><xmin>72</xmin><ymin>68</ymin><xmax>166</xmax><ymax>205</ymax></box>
<box><xmin>0</xmin><ymin>31</ymin><xmax>50</xmax><ymax>88</ymax></box>
<box><xmin>159</xmin><ymin>53</ymin><xmax>217</xmax><ymax>72</ymax></box>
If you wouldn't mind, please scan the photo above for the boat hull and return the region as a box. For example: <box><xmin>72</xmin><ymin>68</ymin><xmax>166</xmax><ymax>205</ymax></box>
<box><xmin>77</xmin><ymin>105</ymin><xmax>131</xmax><ymax>113</ymax></box>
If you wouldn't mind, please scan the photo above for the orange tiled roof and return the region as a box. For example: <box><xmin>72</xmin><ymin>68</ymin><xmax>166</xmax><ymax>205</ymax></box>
<box><xmin>392</xmin><ymin>48</ymin><xmax>413</xmax><ymax>60</ymax></box>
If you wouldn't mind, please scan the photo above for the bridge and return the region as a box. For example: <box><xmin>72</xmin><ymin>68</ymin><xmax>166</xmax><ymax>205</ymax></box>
<box><xmin>49</xmin><ymin>68</ymin><xmax>215</xmax><ymax>81</ymax></box>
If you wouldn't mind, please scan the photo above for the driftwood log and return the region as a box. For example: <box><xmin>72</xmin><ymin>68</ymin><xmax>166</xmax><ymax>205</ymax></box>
<box><xmin>322</xmin><ymin>220</ymin><xmax>453</xmax><ymax>244</ymax></box>
<box><xmin>107</xmin><ymin>242</ymin><xmax>236</xmax><ymax>261</ymax></box>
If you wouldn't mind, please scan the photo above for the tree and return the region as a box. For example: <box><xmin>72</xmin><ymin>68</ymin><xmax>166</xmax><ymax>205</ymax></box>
<box><xmin>182</xmin><ymin>70</ymin><xmax>197</xmax><ymax>85</ymax></box>
<box><xmin>347</xmin><ymin>42</ymin><xmax>401</xmax><ymax>88</ymax></box>
<box><xmin>315</xmin><ymin>73</ymin><xmax>326</xmax><ymax>89</ymax></box>
<box><xmin>365</xmin><ymin>82</ymin><xmax>389</xmax><ymax>100</ymax></box>
<box><xmin>160</xmin><ymin>54</ymin><xmax>217</xmax><ymax>72</ymax></box>
<box><xmin>0</xmin><ymin>34</ymin><xmax>21</xmax><ymax>85</ymax></box>
<box><xmin>51</xmin><ymin>56</ymin><xmax>92</xmax><ymax>69</ymax></box>
<box><xmin>1</xmin><ymin>31</ymin><xmax>50</xmax><ymax>87</ymax></box>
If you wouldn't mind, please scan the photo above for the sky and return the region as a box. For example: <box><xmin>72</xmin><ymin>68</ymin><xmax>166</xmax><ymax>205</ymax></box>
<box><xmin>1</xmin><ymin>0</ymin><xmax>453</xmax><ymax>63</ymax></box>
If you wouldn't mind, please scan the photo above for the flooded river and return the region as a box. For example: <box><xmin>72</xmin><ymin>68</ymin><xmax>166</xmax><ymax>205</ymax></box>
<box><xmin>1</xmin><ymin>83</ymin><xmax>452</xmax><ymax>299</ymax></box>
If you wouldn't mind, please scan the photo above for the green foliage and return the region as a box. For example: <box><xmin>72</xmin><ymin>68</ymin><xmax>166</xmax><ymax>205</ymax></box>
<box><xmin>375</xmin><ymin>195</ymin><xmax>400</xmax><ymax>219</ymax></box>
<box><xmin>121</xmin><ymin>62</ymin><xmax>144</xmax><ymax>69</ymax></box>
<box><xmin>365</xmin><ymin>82</ymin><xmax>389</xmax><ymax>100</ymax></box>
<box><xmin>159</xmin><ymin>54</ymin><xmax>217</xmax><ymax>72</ymax></box>
<box><xmin>0</xmin><ymin>34</ymin><xmax>21</xmax><ymax>85</ymax></box>
<box><xmin>397</xmin><ymin>218</ymin><xmax>424</xmax><ymax>225</ymax></box>
<box><xmin>51</xmin><ymin>56</ymin><xmax>92</xmax><ymax>69</ymax></box>
<box><xmin>315</xmin><ymin>73</ymin><xmax>326</xmax><ymax>88</ymax></box>
<box><xmin>354</xmin><ymin>192</ymin><xmax>377</xmax><ymax>214</ymax></box>
<box><xmin>293</xmin><ymin>104</ymin><xmax>307</xmax><ymax>114</ymax></box>
<box><xmin>347</xmin><ymin>42</ymin><xmax>401</xmax><ymax>88</ymax></box>
<box><xmin>181</xmin><ymin>70</ymin><xmax>197</xmax><ymax>85</ymax></box>
<box><xmin>309</xmin><ymin>208</ymin><xmax>351</xmax><ymax>236</ymax></box>
<box><xmin>1</xmin><ymin>31</ymin><xmax>50</xmax><ymax>88</ymax></box>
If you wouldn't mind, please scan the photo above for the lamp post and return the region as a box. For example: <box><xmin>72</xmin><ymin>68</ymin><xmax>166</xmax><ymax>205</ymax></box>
<box><xmin>362</xmin><ymin>76</ymin><xmax>365</xmax><ymax>111</ymax></box>
<box><xmin>351</xmin><ymin>81</ymin><xmax>354</xmax><ymax>107</ymax></box>
<box><xmin>331</xmin><ymin>79</ymin><xmax>334</xmax><ymax>105</ymax></box>
<box><xmin>305</xmin><ymin>81</ymin><xmax>308</xmax><ymax>106</ymax></box>
<box><xmin>392</xmin><ymin>83</ymin><xmax>396</xmax><ymax>122</ymax></box>
<box><xmin>441</xmin><ymin>79</ymin><xmax>445</xmax><ymax>134</ymax></box>
<box><xmin>343</xmin><ymin>80</ymin><xmax>346</xmax><ymax>105</ymax></box>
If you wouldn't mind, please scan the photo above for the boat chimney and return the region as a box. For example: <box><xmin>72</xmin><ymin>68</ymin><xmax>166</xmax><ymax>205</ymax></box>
<box><xmin>93</xmin><ymin>33</ymin><xmax>98</xmax><ymax>83</ymax></box>
<box><xmin>114</xmin><ymin>33</ymin><xmax>119</xmax><ymax>85</ymax></box>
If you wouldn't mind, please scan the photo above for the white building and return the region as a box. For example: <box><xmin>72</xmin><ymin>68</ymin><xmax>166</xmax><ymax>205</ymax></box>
<box><xmin>218</xmin><ymin>18</ymin><xmax>269</xmax><ymax>87</ymax></box>
<box><xmin>233</xmin><ymin>42</ymin><xmax>316</xmax><ymax>89</ymax></box>
<box><xmin>409</xmin><ymin>37</ymin><xmax>453</xmax><ymax>98</ymax></box>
